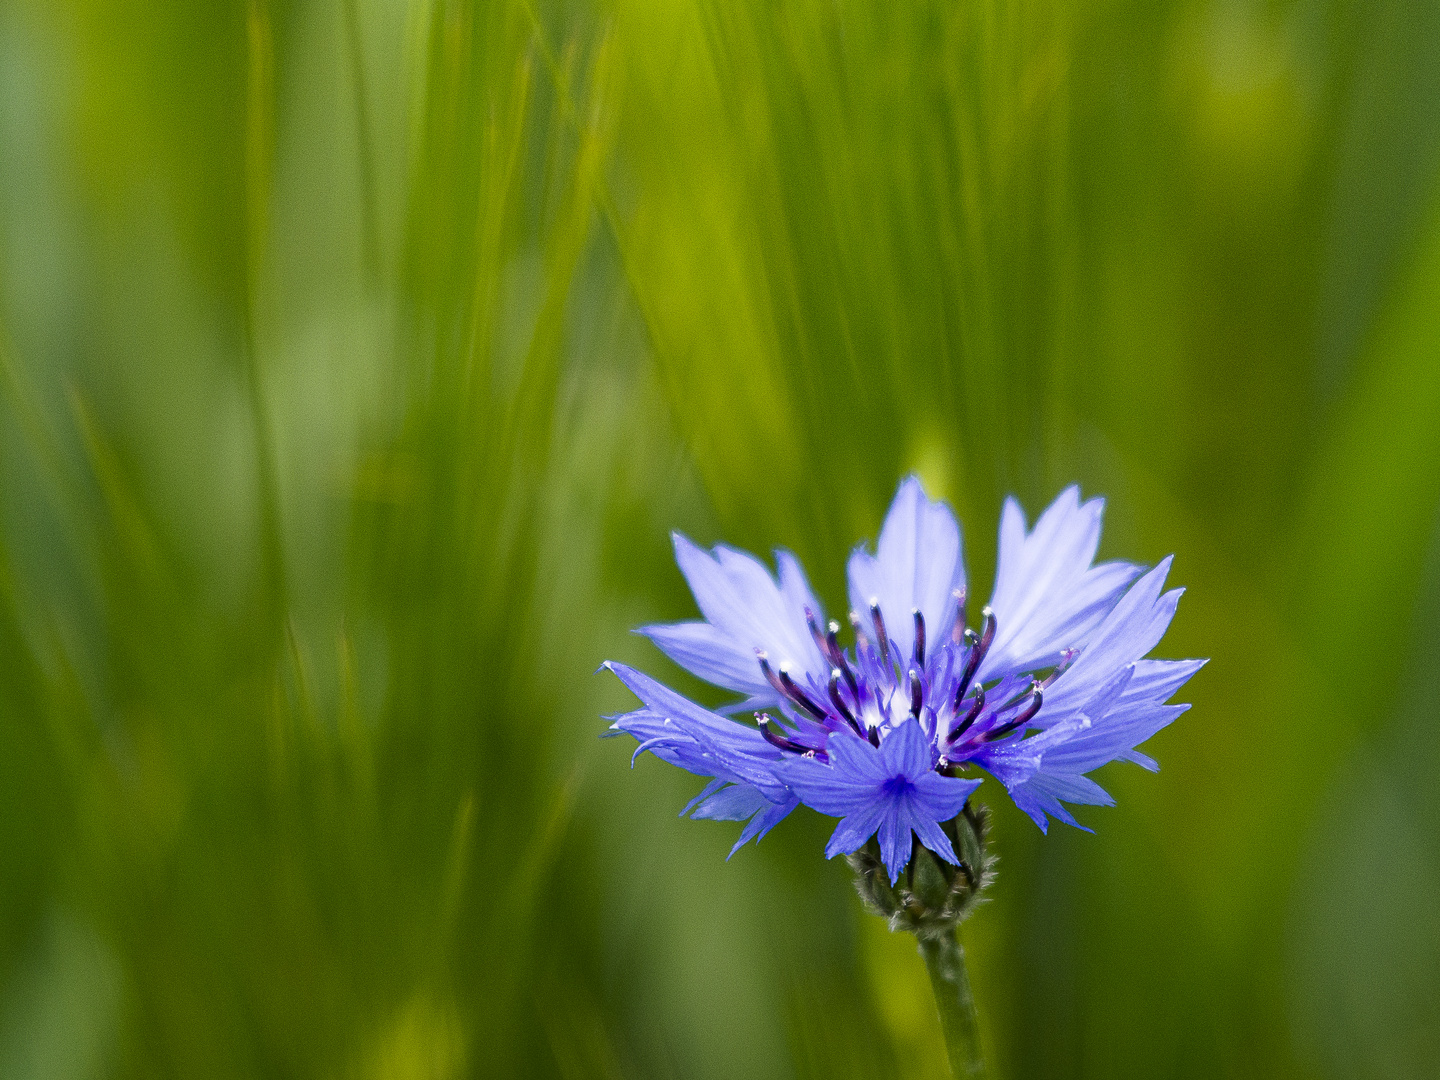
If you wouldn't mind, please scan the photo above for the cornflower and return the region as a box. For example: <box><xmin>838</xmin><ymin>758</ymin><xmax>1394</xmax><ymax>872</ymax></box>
<box><xmin>603</xmin><ymin>478</ymin><xmax>1203</xmax><ymax>1077</ymax></box>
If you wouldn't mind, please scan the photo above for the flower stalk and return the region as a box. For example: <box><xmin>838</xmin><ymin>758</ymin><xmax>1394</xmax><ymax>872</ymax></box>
<box><xmin>919</xmin><ymin>929</ymin><xmax>987</xmax><ymax>1079</ymax></box>
<box><xmin>847</xmin><ymin>803</ymin><xmax>993</xmax><ymax>1078</ymax></box>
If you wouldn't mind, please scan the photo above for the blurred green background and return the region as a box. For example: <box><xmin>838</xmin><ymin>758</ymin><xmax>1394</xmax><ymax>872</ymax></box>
<box><xmin>1</xmin><ymin>0</ymin><xmax>1438</xmax><ymax>1077</ymax></box>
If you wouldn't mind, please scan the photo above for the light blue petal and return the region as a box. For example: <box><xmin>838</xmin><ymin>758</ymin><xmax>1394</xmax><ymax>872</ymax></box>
<box><xmin>980</xmin><ymin>488</ymin><xmax>1141</xmax><ymax>681</ymax></box>
<box><xmin>1124</xmin><ymin>658</ymin><xmax>1207</xmax><ymax>704</ymax></box>
<box><xmin>639</xmin><ymin>621</ymin><xmax>775</xmax><ymax>701</ymax></box>
<box><xmin>847</xmin><ymin>476</ymin><xmax>965</xmax><ymax>662</ymax></box>
<box><xmin>1040</xmin><ymin>559</ymin><xmax>1182</xmax><ymax>724</ymax></box>
<box><xmin>775</xmin><ymin>549</ymin><xmax>825</xmax><ymax>630</ymax></box>
<box><xmin>1028</xmin><ymin>771</ymin><xmax>1114</xmax><ymax>806</ymax></box>
<box><xmin>1039</xmin><ymin>702</ymin><xmax>1187</xmax><ymax>774</ymax></box>
<box><xmin>605</xmin><ymin>664</ymin><xmax>791</xmax><ymax>799</ymax></box>
<box><xmin>672</xmin><ymin>534</ymin><xmax>827</xmax><ymax>682</ymax></box>
<box><xmin>1121</xmin><ymin>749</ymin><xmax>1160</xmax><ymax>771</ymax></box>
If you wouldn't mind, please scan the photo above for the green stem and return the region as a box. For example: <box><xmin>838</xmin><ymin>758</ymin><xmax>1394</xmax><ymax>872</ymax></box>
<box><xmin>918</xmin><ymin>929</ymin><xmax>987</xmax><ymax>1079</ymax></box>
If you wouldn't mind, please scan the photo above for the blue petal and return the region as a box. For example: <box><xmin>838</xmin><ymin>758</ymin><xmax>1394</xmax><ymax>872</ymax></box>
<box><xmin>663</xmin><ymin>534</ymin><xmax>828</xmax><ymax>696</ymax></box>
<box><xmin>681</xmin><ymin>777</ymin><xmax>730</xmax><ymax>817</ymax></box>
<box><xmin>1029</xmin><ymin>772</ymin><xmax>1114</xmax><ymax>806</ymax></box>
<box><xmin>909</xmin><ymin>769</ymin><xmax>982</xmax><ymax>822</ymax></box>
<box><xmin>729</xmin><ymin>796</ymin><xmax>800</xmax><ymax>857</ymax></box>
<box><xmin>605</xmin><ymin>663</ymin><xmax>791</xmax><ymax>800</ymax></box>
<box><xmin>775</xmin><ymin>549</ymin><xmax>825</xmax><ymax>631</ymax></box>
<box><xmin>847</xmin><ymin>476</ymin><xmax>965</xmax><ymax>662</ymax></box>
<box><xmin>689</xmin><ymin>782</ymin><xmax>769</xmax><ymax>821</ymax></box>
<box><xmin>1038</xmin><ymin>702</ymin><xmax>1188</xmax><ymax>774</ymax></box>
<box><xmin>1124</xmin><ymin>658</ymin><xmax>1207</xmax><ymax>703</ymax></box>
<box><xmin>877</xmin><ymin>806</ymin><xmax>913</xmax><ymax>883</ymax></box>
<box><xmin>969</xmin><ymin>736</ymin><xmax>1045</xmax><ymax>789</ymax></box>
<box><xmin>1008</xmin><ymin>771</ymin><xmax>1105</xmax><ymax>833</ymax></box>
<box><xmin>639</xmin><ymin>621</ymin><xmax>774</xmax><ymax>698</ymax></box>
<box><xmin>1040</xmin><ymin>559</ymin><xmax>1185</xmax><ymax>725</ymax></box>
<box><xmin>1008</xmin><ymin>782</ymin><xmax>1088</xmax><ymax>833</ymax></box>
<box><xmin>784</xmin><ymin>739</ymin><xmax>889</xmax><ymax>816</ymax></box>
<box><xmin>878</xmin><ymin>716</ymin><xmax>935</xmax><ymax>778</ymax></box>
<box><xmin>1121</xmin><ymin>749</ymin><xmax>1160</xmax><ymax>771</ymax></box>
<box><xmin>911</xmin><ymin>812</ymin><xmax>961</xmax><ymax>867</ymax></box>
<box><xmin>980</xmin><ymin>488</ymin><xmax>1141</xmax><ymax>681</ymax></box>
<box><xmin>823</xmin><ymin>800</ymin><xmax>891</xmax><ymax>859</ymax></box>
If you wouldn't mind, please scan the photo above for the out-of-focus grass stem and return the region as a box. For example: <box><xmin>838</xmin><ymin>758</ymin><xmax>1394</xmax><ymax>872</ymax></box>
<box><xmin>245</xmin><ymin>0</ymin><xmax>289</xmax><ymax>626</ymax></box>
<box><xmin>343</xmin><ymin>0</ymin><xmax>384</xmax><ymax>291</ymax></box>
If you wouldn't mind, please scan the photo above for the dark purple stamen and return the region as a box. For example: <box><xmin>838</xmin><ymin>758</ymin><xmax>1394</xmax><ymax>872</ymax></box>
<box><xmin>909</xmin><ymin>668</ymin><xmax>924</xmax><ymax>718</ymax></box>
<box><xmin>993</xmin><ymin>681</ymin><xmax>1036</xmax><ymax>712</ymax></box>
<box><xmin>757</xmin><ymin>714</ymin><xmax>820</xmax><ymax>757</ymax></box>
<box><xmin>869</xmin><ymin>600</ymin><xmax>891</xmax><ymax>669</ymax></box>
<box><xmin>805</xmin><ymin>607</ymin><xmax>828</xmax><ymax>660</ymax></box>
<box><xmin>913</xmin><ymin>609</ymin><xmax>926</xmax><ymax>668</ymax></box>
<box><xmin>779</xmin><ymin>665</ymin><xmax>828</xmax><ymax>721</ymax></box>
<box><xmin>948</xmin><ymin>685</ymin><xmax>986</xmax><ymax>742</ymax></box>
<box><xmin>954</xmin><ymin>607</ymin><xmax>997</xmax><ymax>704</ymax></box>
<box><xmin>828</xmin><ymin>620</ymin><xmax>859</xmax><ymax>695</ymax></box>
<box><xmin>985</xmin><ymin>684</ymin><xmax>1043</xmax><ymax>742</ymax></box>
<box><xmin>756</xmin><ymin>651</ymin><xmax>787</xmax><ymax>699</ymax></box>
<box><xmin>1041</xmin><ymin>648</ymin><xmax>1078</xmax><ymax>688</ymax></box>
<box><xmin>828</xmin><ymin>669</ymin><xmax>864</xmax><ymax>737</ymax></box>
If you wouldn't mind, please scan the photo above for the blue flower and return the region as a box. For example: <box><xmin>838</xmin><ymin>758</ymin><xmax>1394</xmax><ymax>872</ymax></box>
<box><xmin>605</xmin><ymin>477</ymin><xmax>1204</xmax><ymax>881</ymax></box>
<box><xmin>783</xmin><ymin>717</ymin><xmax>980</xmax><ymax>884</ymax></box>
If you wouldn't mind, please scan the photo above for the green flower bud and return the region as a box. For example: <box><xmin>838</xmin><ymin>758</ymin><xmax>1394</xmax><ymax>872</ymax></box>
<box><xmin>845</xmin><ymin>802</ymin><xmax>993</xmax><ymax>940</ymax></box>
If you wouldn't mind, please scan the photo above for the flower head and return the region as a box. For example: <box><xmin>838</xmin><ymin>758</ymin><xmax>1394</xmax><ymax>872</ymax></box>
<box><xmin>605</xmin><ymin>477</ymin><xmax>1203</xmax><ymax>882</ymax></box>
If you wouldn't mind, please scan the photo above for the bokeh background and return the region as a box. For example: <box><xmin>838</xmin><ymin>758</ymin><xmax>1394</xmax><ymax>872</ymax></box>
<box><xmin>1</xmin><ymin>0</ymin><xmax>1438</xmax><ymax>1077</ymax></box>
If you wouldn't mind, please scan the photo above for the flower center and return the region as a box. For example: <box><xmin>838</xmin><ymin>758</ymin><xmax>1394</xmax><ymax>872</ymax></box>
<box><xmin>881</xmin><ymin>775</ymin><xmax>914</xmax><ymax>797</ymax></box>
<box><xmin>753</xmin><ymin>597</ymin><xmax>1069</xmax><ymax>769</ymax></box>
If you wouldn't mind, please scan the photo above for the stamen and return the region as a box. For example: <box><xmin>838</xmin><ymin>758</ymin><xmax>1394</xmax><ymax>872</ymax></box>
<box><xmin>1041</xmin><ymin>648</ymin><xmax>1078</xmax><ymax>688</ymax></box>
<box><xmin>955</xmin><ymin>607</ymin><xmax>997</xmax><ymax>701</ymax></box>
<box><xmin>994</xmin><ymin>681</ymin><xmax>1035</xmax><ymax>711</ymax></box>
<box><xmin>828</xmin><ymin>669</ymin><xmax>864</xmax><ymax>737</ymax></box>
<box><xmin>948</xmin><ymin>685</ymin><xmax>986</xmax><ymax>742</ymax></box>
<box><xmin>951</xmin><ymin>586</ymin><xmax>968</xmax><ymax>643</ymax></box>
<box><xmin>913</xmin><ymin>609</ymin><xmax>926</xmax><ymax>669</ymax></box>
<box><xmin>869</xmin><ymin>600</ymin><xmax>891</xmax><ymax>669</ymax></box>
<box><xmin>779</xmin><ymin>665</ymin><xmax>828</xmax><ymax>721</ymax></box>
<box><xmin>757</xmin><ymin>713</ymin><xmax>816</xmax><ymax>756</ymax></box>
<box><xmin>805</xmin><ymin>607</ymin><xmax>828</xmax><ymax>660</ymax></box>
<box><xmin>756</xmin><ymin>651</ymin><xmax>788</xmax><ymax>699</ymax></box>
<box><xmin>909</xmin><ymin>669</ymin><xmax>924</xmax><ymax>718</ymax></box>
<box><xmin>985</xmin><ymin>684</ymin><xmax>1043</xmax><ymax>742</ymax></box>
<box><xmin>979</xmin><ymin>606</ymin><xmax>996</xmax><ymax>651</ymax></box>
<box><xmin>849</xmin><ymin>611</ymin><xmax>871</xmax><ymax>655</ymax></box>
<box><xmin>828</xmin><ymin>620</ymin><xmax>859</xmax><ymax>695</ymax></box>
